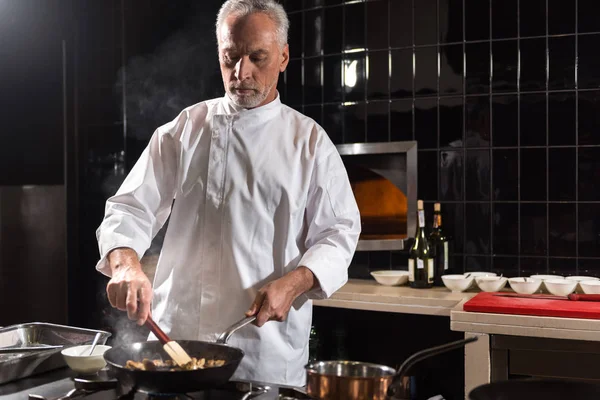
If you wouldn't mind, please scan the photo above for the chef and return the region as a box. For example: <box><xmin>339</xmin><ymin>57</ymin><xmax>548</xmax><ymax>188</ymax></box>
<box><xmin>94</xmin><ymin>0</ymin><xmax>360</xmax><ymax>388</ymax></box>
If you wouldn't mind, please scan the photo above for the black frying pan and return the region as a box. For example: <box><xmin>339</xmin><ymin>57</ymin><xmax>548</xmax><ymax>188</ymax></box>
<box><xmin>469</xmin><ymin>379</ymin><xmax>600</xmax><ymax>400</ymax></box>
<box><xmin>103</xmin><ymin>316</ymin><xmax>255</xmax><ymax>394</ymax></box>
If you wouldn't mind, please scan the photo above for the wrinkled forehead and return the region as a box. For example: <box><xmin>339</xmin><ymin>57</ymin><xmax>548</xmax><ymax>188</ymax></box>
<box><xmin>218</xmin><ymin>13</ymin><xmax>278</xmax><ymax>51</ymax></box>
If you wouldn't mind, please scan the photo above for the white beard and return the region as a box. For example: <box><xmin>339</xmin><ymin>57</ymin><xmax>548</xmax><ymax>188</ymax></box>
<box><xmin>228</xmin><ymin>79</ymin><xmax>276</xmax><ymax>108</ymax></box>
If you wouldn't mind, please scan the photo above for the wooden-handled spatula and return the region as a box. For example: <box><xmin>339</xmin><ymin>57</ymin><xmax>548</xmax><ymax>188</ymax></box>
<box><xmin>145</xmin><ymin>315</ymin><xmax>193</xmax><ymax>368</ymax></box>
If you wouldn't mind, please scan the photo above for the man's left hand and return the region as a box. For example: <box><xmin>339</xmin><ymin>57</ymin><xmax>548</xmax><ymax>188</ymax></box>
<box><xmin>245</xmin><ymin>266</ymin><xmax>316</xmax><ymax>327</ymax></box>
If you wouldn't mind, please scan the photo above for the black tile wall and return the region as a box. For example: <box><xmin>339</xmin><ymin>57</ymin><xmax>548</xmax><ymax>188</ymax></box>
<box><xmin>283</xmin><ymin>0</ymin><xmax>600</xmax><ymax>277</ymax></box>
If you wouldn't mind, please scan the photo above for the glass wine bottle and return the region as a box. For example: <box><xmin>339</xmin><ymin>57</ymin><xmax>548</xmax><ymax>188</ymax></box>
<box><xmin>409</xmin><ymin>200</ymin><xmax>433</xmax><ymax>288</ymax></box>
<box><xmin>429</xmin><ymin>202</ymin><xmax>451</xmax><ymax>286</ymax></box>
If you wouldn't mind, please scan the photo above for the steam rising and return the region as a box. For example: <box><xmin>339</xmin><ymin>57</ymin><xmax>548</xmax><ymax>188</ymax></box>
<box><xmin>117</xmin><ymin>1</ymin><xmax>224</xmax><ymax>142</ymax></box>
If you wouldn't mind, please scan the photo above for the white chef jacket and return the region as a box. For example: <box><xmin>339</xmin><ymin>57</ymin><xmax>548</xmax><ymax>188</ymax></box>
<box><xmin>95</xmin><ymin>92</ymin><xmax>361</xmax><ymax>387</ymax></box>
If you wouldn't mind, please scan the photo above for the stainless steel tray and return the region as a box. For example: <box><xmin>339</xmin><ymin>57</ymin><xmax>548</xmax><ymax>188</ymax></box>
<box><xmin>0</xmin><ymin>322</ymin><xmax>111</xmax><ymax>385</ymax></box>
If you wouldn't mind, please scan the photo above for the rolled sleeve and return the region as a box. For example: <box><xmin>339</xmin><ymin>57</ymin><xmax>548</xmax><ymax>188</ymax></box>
<box><xmin>299</xmin><ymin>146</ymin><xmax>361</xmax><ymax>300</ymax></box>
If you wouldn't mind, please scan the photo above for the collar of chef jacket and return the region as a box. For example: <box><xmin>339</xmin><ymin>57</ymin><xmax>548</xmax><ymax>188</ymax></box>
<box><xmin>219</xmin><ymin>91</ymin><xmax>283</xmax><ymax>120</ymax></box>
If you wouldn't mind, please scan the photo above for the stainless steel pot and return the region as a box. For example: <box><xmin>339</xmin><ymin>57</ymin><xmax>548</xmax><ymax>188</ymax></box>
<box><xmin>305</xmin><ymin>336</ymin><xmax>478</xmax><ymax>400</ymax></box>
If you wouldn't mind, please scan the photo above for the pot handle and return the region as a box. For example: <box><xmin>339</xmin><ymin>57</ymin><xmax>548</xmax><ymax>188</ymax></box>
<box><xmin>386</xmin><ymin>336</ymin><xmax>478</xmax><ymax>398</ymax></box>
<box><xmin>216</xmin><ymin>316</ymin><xmax>257</xmax><ymax>344</ymax></box>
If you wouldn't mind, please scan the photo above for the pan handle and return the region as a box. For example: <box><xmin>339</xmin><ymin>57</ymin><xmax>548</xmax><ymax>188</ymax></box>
<box><xmin>386</xmin><ymin>336</ymin><xmax>478</xmax><ymax>398</ymax></box>
<box><xmin>216</xmin><ymin>316</ymin><xmax>257</xmax><ymax>344</ymax></box>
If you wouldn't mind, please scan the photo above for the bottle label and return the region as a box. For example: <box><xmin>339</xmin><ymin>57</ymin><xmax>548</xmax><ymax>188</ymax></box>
<box><xmin>444</xmin><ymin>242</ymin><xmax>449</xmax><ymax>270</ymax></box>
<box><xmin>408</xmin><ymin>259</ymin><xmax>415</xmax><ymax>282</ymax></box>
<box><xmin>418</xmin><ymin>210</ymin><xmax>425</xmax><ymax>228</ymax></box>
<box><xmin>428</xmin><ymin>259</ymin><xmax>434</xmax><ymax>283</ymax></box>
<box><xmin>417</xmin><ymin>258</ymin><xmax>424</xmax><ymax>269</ymax></box>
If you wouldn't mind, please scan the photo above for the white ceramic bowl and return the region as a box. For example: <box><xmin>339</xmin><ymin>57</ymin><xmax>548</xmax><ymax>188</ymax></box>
<box><xmin>580</xmin><ymin>280</ymin><xmax>600</xmax><ymax>294</ymax></box>
<box><xmin>475</xmin><ymin>276</ymin><xmax>508</xmax><ymax>292</ymax></box>
<box><xmin>544</xmin><ymin>279</ymin><xmax>578</xmax><ymax>297</ymax></box>
<box><xmin>442</xmin><ymin>274</ymin><xmax>474</xmax><ymax>293</ymax></box>
<box><xmin>466</xmin><ymin>272</ymin><xmax>498</xmax><ymax>278</ymax></box>
<box><xmin>565</xmin><ymin>276</ymin><xmax>600</xmax><ymax>293</ymax></box>
<box><xmin>508</xmin><ymin>277</ymin><xmax>542</xmax><ymax>294</ymax></box>
<box><xmin>565</xmin><ymin>276</ymin><xmax>599</xmax><ymax>282</ymax></box>
<box><xmin>530</xmin><ymin>274</ymin><xmax>564</xmax><ymax>281</ymax></box>
<box><xmin>465</xmin><ymin>272</ymin><xmax>497</xmax><ymax>288</ymax></box>
<box><xmin>370</xmin><ymin>270</ymin><xmax>409</xmax><ymax>286</ymax></box>
<box><xmin>61</xmin><ymin>345</ymin><xmax>111</xmax><ymax>374</ymax></box>
<box><xmin>529</xmin><ymin>275</ymin><xmax>564</xmax><ymax>293</ymax></box>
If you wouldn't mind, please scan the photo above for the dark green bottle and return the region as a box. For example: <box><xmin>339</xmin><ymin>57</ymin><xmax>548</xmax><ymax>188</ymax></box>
<box><xmin>309</xmin><ymin>325</ymin><xmax>319</xmax><ymax>362</ymax></box>
<box><xmin>430</xmin><ymin>202</ymin><xmax>451</xmax><ymax>286</ymax></box>
<box><xmin>409</xmin><ymin>200</ymin><xmax>434</xmax><ymax>288</ymax></box>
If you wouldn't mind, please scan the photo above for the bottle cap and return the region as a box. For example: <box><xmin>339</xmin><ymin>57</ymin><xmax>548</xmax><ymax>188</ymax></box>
<box><xmin>434</xmin><ymin>203</ymin><xmax>441</xmax><ymax>211</ymax></box>
<box><xmin>417</xmin><ymin>200</ymin><xmax>424</xmax><ymax>209</ymax></box>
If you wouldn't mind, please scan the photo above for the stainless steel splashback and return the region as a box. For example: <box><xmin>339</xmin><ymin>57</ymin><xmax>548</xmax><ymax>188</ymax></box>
<box><xmin>335</xmin><ymin>141</ymin><xmax>417</xmax><ymax>251</ymax></box>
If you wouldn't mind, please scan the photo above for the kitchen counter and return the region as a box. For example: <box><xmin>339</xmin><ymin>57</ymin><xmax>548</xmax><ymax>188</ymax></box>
<box><xmin>313</xmin><ymin>279</ymin><xmax>477</xmax><ymax>316</ymax></box>
<box><xmin>451</xmin><ymin>297</ymin><xmax>600</xmax><ymax>399</ymax></box>
<box><xmin>451</xmin><ymin>300</ymin><xmax>600</xmax><ymax>341</ymax></box>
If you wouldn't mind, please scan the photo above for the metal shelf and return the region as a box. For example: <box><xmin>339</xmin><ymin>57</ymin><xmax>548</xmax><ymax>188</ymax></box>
<box><xmin>356</xmin><ymin>238</ymin><xmax>406</xmax><ymax>251</ymax></box>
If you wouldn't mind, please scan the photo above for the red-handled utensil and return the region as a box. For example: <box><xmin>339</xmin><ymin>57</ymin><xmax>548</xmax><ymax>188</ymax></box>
<box><xmin>145</xmin><ymin>315</ymin><xmax>193</xmax><ymax>367</ymax></box>
<box><xmin>493</xmin><ymin>293</ymin><xmax>600</xmax><ymax>301</ymax></box>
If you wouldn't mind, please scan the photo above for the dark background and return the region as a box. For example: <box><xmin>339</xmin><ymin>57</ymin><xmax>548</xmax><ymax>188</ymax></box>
<box><xmin>280</xmin><ymin>0</ymin><xmax>600</xmax><ymax>281</ymax></box>
<box><xmin>5</xmin><ymin>1</ymin><xmax>596</xmax><ymax>398</ymax></box>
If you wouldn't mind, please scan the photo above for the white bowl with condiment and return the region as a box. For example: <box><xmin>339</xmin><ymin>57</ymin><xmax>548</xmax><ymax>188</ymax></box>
<box><xmin>508</xmin><ymin>277</ymin><xmax>542</xmax><ymax>294</ymax></box>
<box><xmin>475</xmin><ymin>276</ymin><xmax>508</xmax><ymax>292</ymax></box>
<box><xmin>370</xmin><ymin>270</ymin><xmax>409</xmax><ymax>286</ymax></box>
<box><xmin>544</xmin><ymin>279</ymin><xmax>578</xmax><ymax>297</ymax></box>
<box><xmin>580</xmin><ymin>280</ymin><xmax>600</xmax><ymax>294</ymax></box>
<box><xmin>61</xmin><ymin>345</ymin><xmax>111</xmax><ymax>375</ymax></box>
<box><xmin>442</xmin><ymin>274</ymin><xmax>474</xmax><ymax>293</ymax></box>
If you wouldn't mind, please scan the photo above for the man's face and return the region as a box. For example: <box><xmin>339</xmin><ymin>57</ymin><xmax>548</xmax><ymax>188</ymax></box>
<box><xmin>218</xmin><ymin>12</ymin><xmax>289</xmax><ymax>108</ymax></box>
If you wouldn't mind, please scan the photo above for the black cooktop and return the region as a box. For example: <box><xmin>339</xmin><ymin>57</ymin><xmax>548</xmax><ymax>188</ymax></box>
<box><xmin>0</xmin><ymin>368</ymin><xmax>310</xmax><ymax>400</ymax></box>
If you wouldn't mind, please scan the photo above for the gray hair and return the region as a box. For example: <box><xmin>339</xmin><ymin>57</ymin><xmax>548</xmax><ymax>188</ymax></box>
<box><xmin>216</xmin><ymin>0</ymin><xmax>289</xmax><ymax>48</ymax></box>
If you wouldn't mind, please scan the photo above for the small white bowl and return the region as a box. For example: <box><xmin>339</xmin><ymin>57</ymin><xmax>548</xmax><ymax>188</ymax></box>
<box><xmin>530</xmin><ymin>274</ymin><xmax>564</xmax><ymax>281</ymax></box>
<box><xmin>565</xmin><ymin>276</ymin><xmax>599</xmax><ymax>282</ymax></box>
<box><xmin>508</xmin><ymin>277</ymin><xmax>542</xmax><ymax>294</ymax></box>
<box><xmin>465</xmin><ymin>272</ymin><xmax>497</xmax><ymax>288</ymax></box>
<box><xmin>370</xmin><ymin>270</ymin><xmax>409</xmax><ymax>286</ymax></box>
<box><xmin>530</xmin><ymin>275</ymin><xmax>564</xmax><ymax>293</ymax></box>
<box><xmin>475</xmin><ymin>276</ymin><xmax>508</xmax><ymax>292</ymax></box>
<box><xmin>467</xmin><ymin>272</ymin><xmax>498</xmax><ymax>278</ymax></box>
<box><xmin>544</xmin><ymin>279</ymin><xmax>578</xmax><ymax>297</ymax></box>
<box><xmin>442</xmin><ymin>274</ymin><xmax>474</xmax><ymax>293</ymax></box>
<box><xmin>61</xmin><ymin>345</ymin><xmax>111</xmax><ymax>375</ymax></box>
<box><xmin>580</xmin><ymin>280</ymin><xmax>600</xmax><ymax>294</ymax></box>
<box><xmin>565</xmin><ymin>276</ymin><xmax>600</xmax><ymax>293</ymax></box>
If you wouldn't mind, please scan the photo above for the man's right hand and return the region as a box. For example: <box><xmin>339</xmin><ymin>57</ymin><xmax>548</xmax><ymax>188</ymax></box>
<box><xmin>106</xmin><ymin>248</ymin><xmax>152</xmax><ymax>326</ymax></box>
